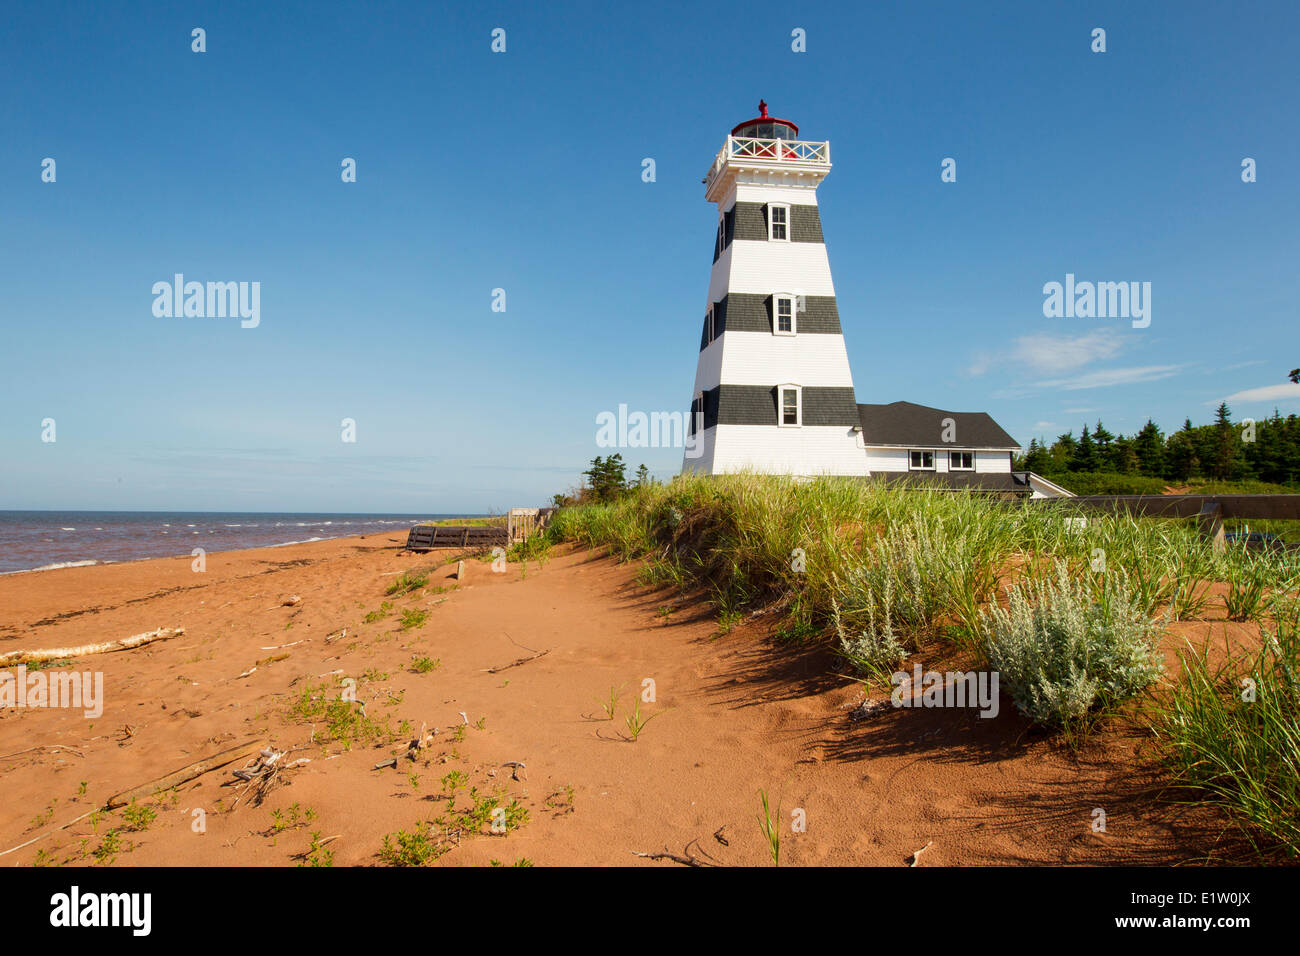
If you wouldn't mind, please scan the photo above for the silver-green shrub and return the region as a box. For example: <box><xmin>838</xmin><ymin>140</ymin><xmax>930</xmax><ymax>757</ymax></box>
<box><xmin>980</xmin><ymin>561</ymin><xmax>1165</xmax><ymax>727</ymax></box>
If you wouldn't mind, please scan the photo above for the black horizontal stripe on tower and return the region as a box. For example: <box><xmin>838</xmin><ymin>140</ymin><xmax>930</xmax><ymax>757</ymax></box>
<box><xmin>699</xmin><ymin>294</ymin><xmax>842</xmax><ymax>349</ymax></box>
<box><xmin>693</xmin><ymin>385</ymin><xmax>860</xmax><ymax>429</ymax></box>
<box><xmin>732</xmin><ymin>202</ymin><xmax>824</xmax><ymax>243</ymax></box>
<box><xmin>712</xmin><ymin>203</ymin><xmax>824</xmax><ymax>261</ymax></box>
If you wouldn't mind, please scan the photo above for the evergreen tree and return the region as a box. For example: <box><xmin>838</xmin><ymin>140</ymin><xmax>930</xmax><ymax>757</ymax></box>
<box><xmin>1111</xmin><ymin>437</ymin><xmax>1139</xmax><ymax>474</ymax></box>
<box><xmin>1092</xmin><ymin>420</ymin><xmax>1116</xmax><ymax>469</ymax></box>
<box><xmin>1167</xmin><ymin>429</ymin><xmax>1199</xmax><ymax>482</ymax></box>
<box><xmin>1071</xmin><ymin>425</ymin><xmax>1097</xmax><ymax>472</ymax></box>
<box><xmin>1022</xmin><ymin>438</ymin><xmax>1052</xmax><ymax>474</ymax></box>
<box><xmin>1132</xmin><ymin>419</ymin><xmax>1165</xmax><ymax>476</ymax></box>
<box><xmin>583</xmin><ymin>454</ymin><xmax>629</xmax><ymax>502</ymax></box>
<box><xmin>1211</xmin><ymin>402</ymin><xmax>1243</xmax><ymax>480</ymax></box>
<box><xmin>1049</xmin><ymin>432</ymin><xmax>1077</xmax><ymax>473</ymax></box>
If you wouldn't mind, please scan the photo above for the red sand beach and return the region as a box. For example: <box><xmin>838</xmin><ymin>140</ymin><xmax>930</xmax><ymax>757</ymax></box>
<box><xmin>0</xmin><ymin>533</ymin><xmax>1234</xmax><ymax>866</ymax></box>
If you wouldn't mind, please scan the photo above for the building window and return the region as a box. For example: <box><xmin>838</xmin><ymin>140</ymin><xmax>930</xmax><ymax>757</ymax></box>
<box><xmin>715</xmin><ymin>215</ymin><xmax>727</xmax><ymax>257</ymax></box>
<box><xmin>773</xmin><ymin>294</ymin><xmax>796</xmax><ymax>335</ymax></box>
<box><xmin>690</xmin><ymin>392</ymin><xmax>704</xmax><ymax>436</ymax></box>
<box><xmin>706</xmin><ymin>303</ymin><xmax>717</xmax><ymax>343</ymax></box>
<box><xmin>909</xmin><ymin>450</ymin><xmax>935</xmax><ymax>470</ymax></box>
<box><xmin>768</xmin><ymin>203</ymin><xmax>790</xmax><ymax>241</ymax></box>
<box><xmin>950</xmin><ymin>451</ymin><xmax>974</xmax><ymax>470</ymax></box>
<box><xmin>778</xmin><ymin>385</ymin><xmax>801</xmax><ymax>426</ymax></box>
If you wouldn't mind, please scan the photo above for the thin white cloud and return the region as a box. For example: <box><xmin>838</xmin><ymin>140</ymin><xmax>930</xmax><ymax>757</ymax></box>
<box><xmin>1033</xmin><ymin>365</ymin><xmax>1183</xmax><ymax>391</ymax></box>
<box><xmin>1008</xmin><ymin>330</ymin><xmax>1127</xmax><ymax>374</ymax></box>
<box><xmin>1211</xmin><ymin>382</ymin><xmax>1300</xmax><ymax>405</ymax></box>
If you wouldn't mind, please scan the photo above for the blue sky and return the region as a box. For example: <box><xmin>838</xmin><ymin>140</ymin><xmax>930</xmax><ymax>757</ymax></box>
<box><xmin>2</xmin><ymin>0</ymin><xmax>1297</xmax><ymax>512</ymax></box>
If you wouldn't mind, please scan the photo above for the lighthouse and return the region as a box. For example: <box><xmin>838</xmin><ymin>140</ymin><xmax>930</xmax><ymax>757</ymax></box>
<box><xmin>684</xmin><ymin>102</ymin><xmax>869</xmax><ymax>476</ymax></box>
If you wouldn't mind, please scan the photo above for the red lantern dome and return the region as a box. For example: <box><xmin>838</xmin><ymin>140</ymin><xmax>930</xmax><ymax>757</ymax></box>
<box><xmin>730</xmin><ymin>100</ymin><xmax>799</xmax><ymax>139</ymax></box>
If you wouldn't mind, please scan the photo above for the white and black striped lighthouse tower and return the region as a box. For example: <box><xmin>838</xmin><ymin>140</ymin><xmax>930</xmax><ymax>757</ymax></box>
<box><xmin>684</xmin><ymin>102</ymin><xmax>868</xmax><ymax>476</ymax></box>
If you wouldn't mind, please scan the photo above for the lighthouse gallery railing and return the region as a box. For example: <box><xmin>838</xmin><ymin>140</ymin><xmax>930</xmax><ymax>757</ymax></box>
<box><xmin>706</xmin><ymin>136</ymin><xmax>831</xmax><ymax>190</ymax></box>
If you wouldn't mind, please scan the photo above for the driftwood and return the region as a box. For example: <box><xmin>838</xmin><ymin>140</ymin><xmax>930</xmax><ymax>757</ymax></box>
<box><xmin>908</xmin><ymin>841</ymin><xmax>933</xmax><ymax>867</ymax></box>
<box><xmin>1</xmin><ymin>737</ymin><xmax>268</xmax><ymax>857</ymax></box>
<box><xmin>105</xmin><ymin>737</ymin><xmax>267</xmax><ymax>808</ymax></box>
<box><xmin>632</xmin><ymin>840</ymin><xmax>717</xmax><ymax>867</ymax></box>
<box><xmin>0</xmin><ymin>627</ymin><xmax>183</xmax><ymax>667</ymax></box>
<box><xmin>0</xmin><ymin>744</ymin><xmax>85</xmax><ymax>761</ymax></box>
<box><xmin>0</xmin><ymin>809</ymin><xmax>96</xmax><ymax>858</ymax></box>
<box><xmin>483</xmin><ymin>648</ymin><xmax>550</xmax><ymax>674</ymax></box>
<box><xmin>230</xmin><ymin>748</ymin><xmax>307</xmax><ymax>808</ymax></box>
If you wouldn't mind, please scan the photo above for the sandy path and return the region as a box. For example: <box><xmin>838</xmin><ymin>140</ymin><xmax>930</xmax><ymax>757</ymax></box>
<box><xmin>0</xmin><ymin>535</ymin><xmax>1222</xmax><ymax>866</ymax></box>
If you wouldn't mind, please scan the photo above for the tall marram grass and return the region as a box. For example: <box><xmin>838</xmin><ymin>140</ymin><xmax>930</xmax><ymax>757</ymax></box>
<box><xmin>1155</xmin><ymin>600</ymin><xmax>1300</xmax><ymax>858</ymax></box>
<box><xmin>549</xmin><ymin>473</ymin><xmax>1296</xmax><ymax>647</ymax></box>
<box><xmin>551</xmin><ymin>473</ymin><xmax>1300</xmax><ymax>854</ymax></box>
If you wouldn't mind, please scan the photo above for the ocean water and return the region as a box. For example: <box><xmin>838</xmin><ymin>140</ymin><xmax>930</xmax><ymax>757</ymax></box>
<box><xmin>0</xmin><ymin>511</ymin><xmax>470</xmax><ymax>575</ymax></box>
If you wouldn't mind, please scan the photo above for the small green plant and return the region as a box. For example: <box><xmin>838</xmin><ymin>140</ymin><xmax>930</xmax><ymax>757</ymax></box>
<box><xmin>31</xmin><ymin>800</ymin><xmax>57</xmax><ymax>829</ymax></box>
<box><xmin>624</xmin><ymin>697</ymin><xmax>663</xmax><ymax>742</ymax></box>
<box><xmin>379</xmin><ymin>822</ymin><xmax>446</xmax><ymax>866</ymax></box>
<box><xmin>410</xmin><ymin>655</ymin><xmax>441</xmax><ymax>674</ymax></box>
<box><xmin>363</xmin><ymin>601</ymin><xmax>394</xmax><ymax>623</ymax></box>
<box><xmin>387</xmin><ymin>569</ymin><xmax>430</xmax><ymax>596</ymax></box>
<box><xmin>441</xmin><ymin>769</ymin><xmax>469</xmax><ymax>796</ymax></box>
<box><xmin>544</xmin><ymin>785</ymin><xmax>576</xmax><ymax>814</ymax></box>
<box><xmin>757</xmin><ymin>789</ymin><xmax>781</xmax><ymax>867</ymax></box>
<box><xmin>408</xmin><ymin>772</ymin><xmax>420</xmax><ymax>791</ymax></box>
<box><xmin>596</xmin><ymin>683</ymin><xmax>626</xmax><ymax>720</ymax></box>
<box><xmin>121</xmin><ymin>800</ymin><xmax>157</xmax><ymax>832</ymax></box>
<box><xmin>269</xmin><ymin>803</ymin><xmax>317</xmax><ymax>833</ymax></box>
<box><xmin>288</xmin><ymin>682</ymin><xmax>396</xmax><ymax>745</ymax></box>
<box><xmin>299</xmin><ymin>831</ymin><xmax>335</xmax><ymax>867</ymax></box>
<box><xmin>399</xmin><ymin>608</ymin><xmax>430</xmax><ymax>631</ymax></box>
<box><xmin>94</xmin><ymin>829</ymin><xmax>124</xmax><ymax>866</ymax></box>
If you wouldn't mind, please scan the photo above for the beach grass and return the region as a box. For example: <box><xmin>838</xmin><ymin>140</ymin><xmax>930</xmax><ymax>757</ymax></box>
<box><xmin>1154</xmin><ymin>599</ymin><xmax>1300</xmax><ymax>858</ymax></box>
<box><xmin>549</xmin><ymin>472</ymin><xmax>1300</xmax><ymax>854</ymax></box>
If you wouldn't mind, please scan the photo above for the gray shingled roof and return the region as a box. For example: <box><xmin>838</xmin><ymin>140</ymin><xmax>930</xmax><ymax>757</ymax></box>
<box><xmin>856</xmin><ymin>401</ymin><xmax>1020</xmax><ymax>450</ymax></box>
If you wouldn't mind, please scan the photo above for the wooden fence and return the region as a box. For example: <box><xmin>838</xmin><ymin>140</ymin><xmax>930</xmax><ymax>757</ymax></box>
<box><xmin>403</xmin><ymin>524</ymin><xmax>507</xmax><ymax>552</ymax></box>
<box><xmin>507</xmin><ymin>507</ymin><xmax>556</xmax><ymax>544</ymax></box>
<box><xmin>1048</xmin><ymin>494</ymin><xmax>1300</xmax><ymax>551</ymax></box>
<box><xmin>403</xmin><ymin>507</ymin><xmax>556</xmax><ymax>553</ymax></box>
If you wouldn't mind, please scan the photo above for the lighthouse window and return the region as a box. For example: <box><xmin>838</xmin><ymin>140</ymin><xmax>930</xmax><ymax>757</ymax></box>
<box><xmin>706</xmin><ymin>304</ymin><xmax>717</xmax><ymax>343</ymax></box>
<box><xmin>773</xmin><ymin>295</ymin><xmax>796</xmax><ymax>335</ymax></box>
<box><xmin>778</xmin><ymin>386</ymin><xmax>801</xmax><ymax>426</ymax></box>
<box><xmin>715</xmin><ymin>215</ymin><xmax>727</xmax><ymax>257</ymax></box>
<box><xmin>768</xmin><ymin>204</ymin><xmax>790</xmax><ymax>241</ymax></box>
<box><xmin>909</xmin><ymin>450</ymin><xmax>936</xmax><ymax>471</ymax></box>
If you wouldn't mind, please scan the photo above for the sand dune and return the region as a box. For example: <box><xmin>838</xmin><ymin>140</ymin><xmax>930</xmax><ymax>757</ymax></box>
<box><xmin>0</xmin><ymin>534</ymin><xmax>1225</xmax><ymax>866</ymax></box>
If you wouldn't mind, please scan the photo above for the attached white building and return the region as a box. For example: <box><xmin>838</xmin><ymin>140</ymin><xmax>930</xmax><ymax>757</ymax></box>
<box><xmin>682</xmin><ymin>103</ymin><xmax>1070</xmax><ymax>499</ymax></box>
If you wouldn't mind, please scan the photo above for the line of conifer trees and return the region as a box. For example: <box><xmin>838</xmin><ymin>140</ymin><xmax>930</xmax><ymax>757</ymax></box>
<box><xmin>1018</xmin><ymin>403</ymin><xmax>1299</xmax><ymax>486</ymax></box>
